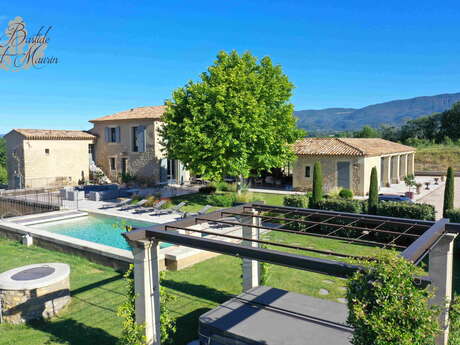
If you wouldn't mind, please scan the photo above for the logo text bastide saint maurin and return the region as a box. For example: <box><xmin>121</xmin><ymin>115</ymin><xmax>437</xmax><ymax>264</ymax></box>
<box><xmin>0</xmin><ymin>16</ymin><xmax>58</xmax><ymax>71</ymax></box>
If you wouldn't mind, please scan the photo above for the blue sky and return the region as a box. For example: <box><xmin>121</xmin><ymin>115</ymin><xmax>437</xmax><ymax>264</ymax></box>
<box><xmin>1</xmin><ymin>1</ymin><xmax>460</xmax><ymax>133</ymax></box>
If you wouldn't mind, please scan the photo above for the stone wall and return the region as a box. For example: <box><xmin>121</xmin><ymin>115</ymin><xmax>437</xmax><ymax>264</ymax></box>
<box><xmin>0</xmin><ymin>277</ymin><xmax>70</xmax><ymax>324</ymax></box>
<box><xmin>90</xmin><ymin>119</ymin><xmax>161</xmax><ymax>184</ymax></box>
<box><xmin>292</xmin><ymin>156</ymin><xmax>365</xmax><ymax>195</ymax></box>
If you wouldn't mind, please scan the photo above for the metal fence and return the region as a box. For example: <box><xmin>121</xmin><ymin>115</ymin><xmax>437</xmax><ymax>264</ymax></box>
<box><xmin>0</xmin><ymin>188</ymin><xmax>62</xmax><ymax>218</ymax></box>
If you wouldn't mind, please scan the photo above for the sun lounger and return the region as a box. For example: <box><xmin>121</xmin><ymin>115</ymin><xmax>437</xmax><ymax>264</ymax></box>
<box><xmin>119</xmin><ymin>199</ymin><xmax>147</xmax><ymax>211</ymax></box>
<box><xmin>132</xmin><ymin>200</ymin><xmax>166</xmax><ymax>214</ymax></box>
<box><xmin>152</xmin><ymin>201</ymin><xmax>187</xmax><ymax>216</ymax></box>
<box><xmin>99</xmin><ymin>198</ymin><xmax>132</xmax><ymax>209</ymax></box>
<box><xmin>182</xmin><ymin>204</ymin><xmax>212</xmax><ymax>218</ymax></box>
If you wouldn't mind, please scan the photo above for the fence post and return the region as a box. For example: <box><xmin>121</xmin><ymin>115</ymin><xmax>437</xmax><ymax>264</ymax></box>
<box><xmin>130</xmin><ymin>239</ymin><xmax>161</xmax><ymax>345</ymax></box>
<box><xmin>242</xmin><ymin>209</ymin><xmax>260</xmax><ymax>292</ymax></box>
<box><xmin>429</xmin><ymin>232</ymin><xmax>457</xmax><ymax>345</ymax></box>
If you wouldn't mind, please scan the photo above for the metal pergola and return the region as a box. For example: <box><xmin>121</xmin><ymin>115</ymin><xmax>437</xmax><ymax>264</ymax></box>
<box><xmin>123</xmin><ymin>202</ymin><xmax>460</xmax><ymax>345</ymax></box>
<box><xmin>125</xmin><ymin>202</ymin><xmax>458</xmax><ymax>274</ymax></box>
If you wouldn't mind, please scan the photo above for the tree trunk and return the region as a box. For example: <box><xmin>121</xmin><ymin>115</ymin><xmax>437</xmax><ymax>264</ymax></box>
<box><xmin>237</xmin><ymin>175</ymin><xmax>244</xmax><ymax>194</ymax></box>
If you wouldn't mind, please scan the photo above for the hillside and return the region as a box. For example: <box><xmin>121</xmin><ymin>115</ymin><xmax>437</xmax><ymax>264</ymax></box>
<box><xmin>295</xmin><ymin>92</ymin><xmax>460</xmax><ymax>133</ymax></box>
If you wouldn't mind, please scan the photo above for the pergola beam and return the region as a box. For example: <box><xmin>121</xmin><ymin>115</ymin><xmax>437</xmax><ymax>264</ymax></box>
<box><xmin>124</xmin><ymin>227</ymin><xmax>363</xmax><ymax>278</ymax></box>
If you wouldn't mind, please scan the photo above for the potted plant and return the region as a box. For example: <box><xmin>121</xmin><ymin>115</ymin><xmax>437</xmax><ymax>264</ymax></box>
<box><xmin>403</xmin><ymin>174</ymin><xmax>416</xmax><ymax>199</ymax></box>
<box><xmin>416</xmin><ymin>183</ymin><xmax>423</xmax><ymax>194</ymax></box>
<box><xmin>434</xmin><ymin>177</ymin><xmax>439</xmax><ymax>185</ymax></box>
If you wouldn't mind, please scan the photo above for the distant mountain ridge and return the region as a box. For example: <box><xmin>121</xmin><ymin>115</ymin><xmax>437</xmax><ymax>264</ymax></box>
<box><xmin>294</xmin><ymin>92</ymin><xmax>460</xmax><ymax>133</ymax></box>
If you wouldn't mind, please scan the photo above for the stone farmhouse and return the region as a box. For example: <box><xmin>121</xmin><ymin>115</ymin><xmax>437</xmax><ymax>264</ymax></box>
<box><xmin>88</xmin><ymin>106</ymin><xmax>189</xmax><ymax>186</ymax></box>
<box><xmin>292</xmin><ymin>138</ymin><xmax>416</xmax><ymax>196</ymax></box>
<box><xmin>5</xmin><ymin>108</ymin><xmax>415</xmax><ymax>194</ymax></box>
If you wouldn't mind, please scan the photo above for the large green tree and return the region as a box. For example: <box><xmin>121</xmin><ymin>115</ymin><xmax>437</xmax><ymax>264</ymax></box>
<box><xmin>0</xmin><ymin>138</ymin><xmax>6</xmax><ymax>167</ymax></box>
<box><xmin>160</xmin><ymin>51</ymin><xmax>304</xmax><ymax>182</ymax></box>
<box><xmin>353</xmin><ymin>125</ymin><xmax>380</xmax><ymax>138</ymax></box>
<box><xmin>440</xmin><ymin>102</ymin><xmax>460</xmax><ymax>141</ymax></box>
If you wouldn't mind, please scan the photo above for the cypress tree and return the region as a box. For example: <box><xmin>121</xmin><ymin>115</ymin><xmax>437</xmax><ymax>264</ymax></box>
<box><xmin>368</xmin><ymin>167</ymin><xmax>379</xmax><ymax>214</ymax></box>
<box><xmin>312</xmin><ymin>161</ymin><xmax>323</xmax><ymax>206</ymax></box>
<box><xmin>443</xmin><ymin>167</ymin><xmax>455</xmax><ymax>217</ymax></box>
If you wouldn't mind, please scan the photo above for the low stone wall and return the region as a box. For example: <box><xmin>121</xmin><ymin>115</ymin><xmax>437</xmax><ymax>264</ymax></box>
<box><xmin>0</xmin><ymin>277</ymin><xmax>70</xmax><ymax>324</ymax></box>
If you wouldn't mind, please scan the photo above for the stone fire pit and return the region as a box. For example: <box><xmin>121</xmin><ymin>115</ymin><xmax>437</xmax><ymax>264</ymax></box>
<box><xmin>0</xmin><ymin>263</ymin><xmax>70</xmax><ymax>324</ymax></box>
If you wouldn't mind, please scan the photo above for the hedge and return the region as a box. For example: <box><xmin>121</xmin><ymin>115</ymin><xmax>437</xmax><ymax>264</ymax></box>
<box><xmin>375</xmin><ymin>201</ymin><xmax>435</xmax><ymax>221</ymax></box>
<box><xmin>446</xmin><ymin>209</ymin><xmax>460</xmax><ymax>223</ymax></box>
<box><xmin>311</xmin><ymin>198</ymin><xmax>364</xmax><ymax>214</ymax></box>
<box><xmin>199</xmin><ymin>185</ymin><xmax>216</xmax><ymax>194</ymax></box>
<box><xmin>283</xmin><ymin>195</ymin><xmax>309</xmax><ymax>208</ymax></box>
<box><xmin>309</xmin><ymin>199</ymin><xmax>436</xmax><ymax>221</ymax></box>
<box><xmin>206</xmin><ymin>193</ymin><xmax>236</xmax><ymax>207</ymax></box>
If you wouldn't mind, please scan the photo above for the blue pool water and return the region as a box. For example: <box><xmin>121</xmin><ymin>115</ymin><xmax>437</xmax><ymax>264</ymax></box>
<box><xmin>31</xmin><ymin>214</ymin><xmax>172</xmax><ymax>250</ymax></box>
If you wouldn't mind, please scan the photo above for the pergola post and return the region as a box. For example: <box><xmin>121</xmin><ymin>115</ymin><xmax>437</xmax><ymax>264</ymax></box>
<box><xmin>429</xmin><ymin>232</ymin><xmax>457</xmax><ymax>345</ymax></box>
<box><xmin>382</xmin><ymin>156</ymin><xmax>391</xmax><ymax>187</ymax></box>
<box><xmin>130</xmin><ymin>239</ymin><xmax>161</xmax><ymax>345</ymax></box>
<box><xmin>391</xmin><ymin>155</ymin><xmax>400</xmax><ymax>184</ymax></box>
<box><xmin>400</xmin><ymin>154</ymin><xmax>408</xmax><ymax>179</ymax></box>
<box><xmin>242</xmin><ymin>209</ymin><xmax>260</xmax><ymax>291</ymax></box>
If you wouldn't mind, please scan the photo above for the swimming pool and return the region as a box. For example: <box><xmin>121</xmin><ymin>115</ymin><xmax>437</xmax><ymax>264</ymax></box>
<box><xmin>31</xmin><ymin>214</ymin><xmax>172</xmax><ymax>251</ymax></box>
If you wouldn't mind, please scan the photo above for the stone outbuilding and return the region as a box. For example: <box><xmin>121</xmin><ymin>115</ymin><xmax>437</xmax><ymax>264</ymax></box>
<box><xmin>4</xmin><ymin>129</ymin><xmax>95</xmax><ymax>189</ymax></box>
<box><xmin>292</xmin><ymin>138</ymin><xmax>415</xmax><ymax>196</ymax></box>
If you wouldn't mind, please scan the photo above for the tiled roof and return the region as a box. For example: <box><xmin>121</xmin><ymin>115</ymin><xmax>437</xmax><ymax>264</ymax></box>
<box><xmin>293</xmin><ymin>138</ymin><xmax>415</xmax><ymax>157</ymax></box>
<box><xmin>89</xmin><ymin>106</ymin><xmax>166</xmax><ymax>122</ymax></box>
<box><xmin>12</xmin><ymin>129</ymin><xmax>95</xmax><ymax>140</ymax></box>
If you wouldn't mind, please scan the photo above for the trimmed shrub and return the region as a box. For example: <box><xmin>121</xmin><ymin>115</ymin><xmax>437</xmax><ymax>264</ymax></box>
<box><xmin>312</xmin><ymin>198</ymin><xmax>364</xmax><ymax>214</ymax></box>
<box><xmin>214</xmin><ymin>181</ymin><xmax>237</xmax><ymax>192</ymax></box>
<box><xmin>144</xmin><ymin>195</ymin><xmax>158</xmax><ymax>207</ymax></box>
<box><xmin>444</xmin><ymin>167</ymin><xmax>455</xmax><ymax>217</ymax></box>
<box><xmin>376</xmin><ymin>201</ymin><xmax>435</xmax><ymax>221</ymax></box>
<box><xmin>0</xmin><ymin>166</ymin><xmax>7</xmax><ymax>185</ymax></box>
<box><xmin>339</xmin><ymin>188</ymin><xmax>353</xmax><ymax>199</ymax></box>
<box><xmin>312</xmin><ymin>161</ymin><xmax>323</xmax><ymax>206</ymax></box>
<box><xmin>160</xmin><ymin>200</ymin><xmax>174</xmax><ymax>209</ymax></box>
<box><xmin>327</xmin><ymin>187</ymin><xmax>342</xmax><ymax>199</ymax></box>
<box><xmin>368</xmin><ymin>167</ymin><xmax>378</xmax><ymax>214</ymax></box>
<box><xmin>206</xmin><ymin>193</ymin><xmax>236</xmax><ymax>207</ymax></box>
<box><xmin>347</xmin><ymin>251</ymin><xmax>440</xmax><ymax>345</ymax></box>
<box><xmin>199</xmin><ymin>185</ymin><xmax>217</xmax><ymax>194</ymax></box>
<box><xmin>234</xmin><ymin>191</ymin><xmax>254</xmax><ymax>204</ymax></box>
<box><xmin>283</xmin><ymin>195</ymin><xmax>309</xmax><ymax>208</ymax></box>
<box><xmin>446</xmin><ymin>208</ymin><xmax>460</xmax><ymax>223</ymax></box>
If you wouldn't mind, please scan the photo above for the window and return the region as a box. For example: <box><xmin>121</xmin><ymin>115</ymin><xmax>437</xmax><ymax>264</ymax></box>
<box><xmin>121</xmin><ymin>158</ymin><xmax>128</xmax><ymax>175</ymax></box>
<box><xmin>109</xmin><ymin>158</ymin><xmax>116</xmax><ymax>170</ymax></box>
<box><xmin>105</xmin><ymin>127</ymin><xmax>120</xmax><ymax>143</ymax></box>
<box><xmin>45</xmin><ymin>148</ymin><xmax>50</xmax><ymax>155</ymax></box>
<box><xmin>132</xmin><ymin>126</ymin><xmax>145</xmax><ymax>152</ymax></box>
<box><xmin>305</xmin><ymin>166</ymin><xmax>311</xmax><ymax>178</ymax></box>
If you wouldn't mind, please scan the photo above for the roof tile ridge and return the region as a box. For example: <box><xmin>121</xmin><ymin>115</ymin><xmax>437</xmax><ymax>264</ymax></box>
<box><xmin>336</xmin><ymin>138</ymin><xmax>366</xmax><ymax>155</ymax></box>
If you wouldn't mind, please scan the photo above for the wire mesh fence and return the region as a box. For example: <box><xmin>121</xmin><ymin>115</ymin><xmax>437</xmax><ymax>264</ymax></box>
<box><xmin>0</xmin><ymin>188</ymin><xmax>62</xmax><ymax>218</ymax></box>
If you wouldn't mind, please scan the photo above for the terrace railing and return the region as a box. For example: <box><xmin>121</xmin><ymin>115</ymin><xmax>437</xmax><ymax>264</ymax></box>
<box><xmin>0</xmin><ymin>188</ymin><xmax>62</xmax><ymax>218</ymax></box>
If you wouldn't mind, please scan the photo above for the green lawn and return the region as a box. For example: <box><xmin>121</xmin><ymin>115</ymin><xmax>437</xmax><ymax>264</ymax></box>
<box><xmin>0</xmin><ymin>223</ymin><xmax>377</xmax><ymax>345</ymax></box>
<box><xmin>415</xmin><ymin>144</ymin><xmax>460</xmax><ymax>171</ymax></box>
<box><xmin>171</xmin><ymin>191</ymin><xmax>286</xmax><ymax>213</ymax></box>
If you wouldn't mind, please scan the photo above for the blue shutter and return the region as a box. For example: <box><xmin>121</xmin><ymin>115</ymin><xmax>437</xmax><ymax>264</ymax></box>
<box><xmin>136</xmin><ymin>126</ymin><xmax>145</xmax><ymax>152</ymax></box>
<box><xmin>104</xmin><ymin>127</ymin><xmax>109</xmax><ymax>142</ymax></box>
<box><xmin>115</xmin><ymin>127</ymin><xmax>121</xmax><ymax>143</ymax></box>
